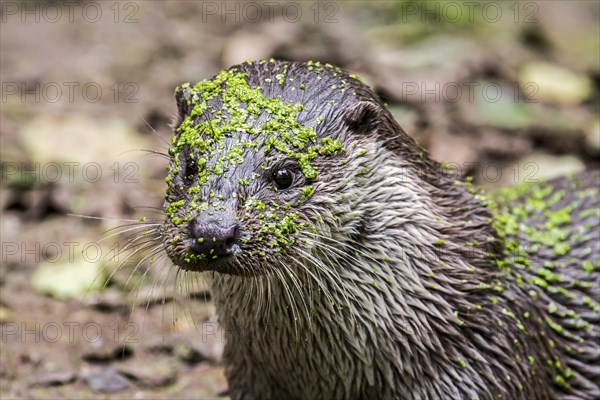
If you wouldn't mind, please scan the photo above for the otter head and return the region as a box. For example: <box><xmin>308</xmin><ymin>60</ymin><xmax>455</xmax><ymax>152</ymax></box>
<box><xmin>161</xmin><ymin>60</ymin><xmax>390</xmax><ymax>276</ymax></box>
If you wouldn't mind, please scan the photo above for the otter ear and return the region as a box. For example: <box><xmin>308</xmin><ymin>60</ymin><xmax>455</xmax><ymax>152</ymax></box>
<box><xmin>173</xmin><ymin>84</ymin><xmax>193</xmax><ymax>129</ymax></box>
<box><xmin>343</xmin><ymin>101</ymin><xmax>381</xmax><ymax>134</ymax></box>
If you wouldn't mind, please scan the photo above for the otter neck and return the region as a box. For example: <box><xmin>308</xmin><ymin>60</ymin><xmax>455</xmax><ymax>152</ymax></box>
<box><xmin>206</xmin><ymin>153</ymin><xmax>530</xmax><ymax>398</ymax></box>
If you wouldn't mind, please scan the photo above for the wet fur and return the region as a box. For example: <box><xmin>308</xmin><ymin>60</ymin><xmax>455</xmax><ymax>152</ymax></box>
<box><xmin>164</xmin><ymin>61</ymin><xmax>599</xmax><ymax>399</ymax></box>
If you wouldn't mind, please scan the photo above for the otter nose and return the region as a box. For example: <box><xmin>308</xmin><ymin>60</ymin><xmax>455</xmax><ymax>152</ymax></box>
<box><xmin>189</xmin><ymin>219</ymin><xmax>239</xmax><ymax>259</ymax></box>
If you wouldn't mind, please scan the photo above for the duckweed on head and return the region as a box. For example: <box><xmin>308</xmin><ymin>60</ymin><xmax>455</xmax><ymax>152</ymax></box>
<box><xmin>165</xmin><ymin>64</ymin><xmax>345</xmax><ymax>254</ymax></box>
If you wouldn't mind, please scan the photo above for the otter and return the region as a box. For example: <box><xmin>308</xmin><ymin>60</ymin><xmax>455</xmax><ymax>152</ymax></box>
<box><xmin>159</xmin><ymin>60</ymin><xmax>599</xmax><ymax>399</ymax></box>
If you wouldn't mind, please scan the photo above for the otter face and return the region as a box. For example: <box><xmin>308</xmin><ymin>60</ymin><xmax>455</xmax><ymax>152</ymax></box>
<box><xmin>161</xmin><ymin>61</ymin><xmax>376</xmax><ymax>276</ymax></box>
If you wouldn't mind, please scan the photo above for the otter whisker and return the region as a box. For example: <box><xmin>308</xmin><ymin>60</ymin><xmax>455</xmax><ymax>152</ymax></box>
<box><xmin>113</xmin><ymin>229</ymin><xmax>161</xmax><ymax>252</ymax></box>
<box><xmin>294</xmin><ymin>247</ymin><xmax>349</xmax><ymax>302</ymax></box>
<box><xmin>91</xmin><ymin>232</ymin><xmax>161</xmax><ymax>295</ymax></box>
<box><xmin>247</xmin><ymin>268</ymin><xmax>261</xmax><ymax>324</ymax></box>
<box><xmin>121</xmin><ymin>242</ymin><xmax>165</xmax><ymax>296</ymax></box>
<box><xmin>108</xmin><ymin>223</ymin><xmax>160</xmax><ymax>243</ymax></box>
<box><xmin>305</xmin><ymin>232</ymin><xmax>399</xmax><ymax>300</ymax></box>
<box><xmin>304</xmin><ymin>236</ymin><xmax>376</xmax><ymax>297</ymax></box>
<box><xmin>172</xmin><ymin>267</ymin><xmax>184</xmax><ymax>329</ymax></box>
<box><xmin>139</xmin><ymin>115</ymin><xmax>171</xmax><ymax>148</ymax></box>
<box><xmin>306</xmin><ymin>232</ymin><xmax>388</xmax><ymax>272</ymax></box>
<box><xmin>97</xmin><ymin>223</ymin><xmax>161</xmax><ymax>244</ymax></box>
<box><xmin>272</xmin><ymin>265</ymin><xmax>300</xmax><ymax>337</ymax></box>
<box><xmin>154</xmin><ymin>255</ymin><xmax>174</xmax><ymax>329</ymax></box>
<box><xmin>190</xmin><ymin>271</ymin><xmax>211</xmax><ymax>321</ymax></box>
<box><xmin>116</xmin><ymin>148</ymin><xmax>170</xmax><ymax>160</ymax></box>
<box><xmin>295</xmin><ymin>248</ymin><xmax>360</xmax><ymax>330</ymax></box>
<box><xmin>249</xmin><ymin>260</ymin><xmax>272</xmax><ymax>326</ymax></box>
<box><xmin>130</xmin><ymin>206</ymin><xmax>166</xmax><ymax>214</ymax></box>
<box><xmin>138</xmin><ymin>253</ymin><xmax>173</xmax><ymax>330</ymax></box>
<box><xmin>184</xmin><ymin>269</ymin><xmax>210</xmax><ymax>332</ymax></box>
<box><xmin>279</xmin><ymin>260</ymin><xmax>312</xmax><ymax>332</ymax></box>
<box><xmin>144</xmin><ymin>253</ymin><xmax>173</xmax><ymax>312</ymax></box>
<box><xmin>127</xmin><ymin>244</ymin><xmax>166</xmax><ymax>322</ymax></box>
<box><xmin>112</xmin><ymin>236</ymin><xmax>163</xmax><ymax>273</ymax></box>
<box><xmin>185</xmin><ymin>272</ymin><xmax>207</xmax><ymax>330</ymax></box>
<box><xmin>67</xmin><ymin>213</ymin><xmax>141</xmax><ymax>223</ymax></box>
<box><xmin>265</xmin><ymin>273</ymin><xmax>273</xmax><ymax>331</ymax></box>
<box><xmin>173</xmin><ymin>268</ymin><xmax>189</xmax><ymax>325</ymax></box>
<box><xmin>70</xmin><ymin>214</ymin><xmax>160</xmax><ymax>291</ymax></box>
<box><xmin>181</xmin><ymin>269</ymin><xmax>197</xmax><ymax>330</ymax></box>
<box><xmin>141</xmin><ymin>149</ymin><xmax>171</xmax><ymax>160</ymax></box>
<box><xmin>286</xmin><ymin>252</ymin><xmax>335</xmax><ymax>310</ymax></box>
<box><xmin>101</xmin><ymin>219</ymin><xmax>162</xmax><ymax>232</ymax></box>
<box><xmin>258</xmin><ymin>272</ymin><xmax>270</xmax><ymax>327</ymax></box>
<box><xmin>255</xmin><ymin>273</ymin><xmax>265</xmax><ymax>325</ymax></box>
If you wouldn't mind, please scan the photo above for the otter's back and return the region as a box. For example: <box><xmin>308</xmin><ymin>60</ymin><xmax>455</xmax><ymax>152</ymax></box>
<box><xmin>490</xmin><ymin>169</ymin><xmax>600</xmax><ymax>396</ymax></box>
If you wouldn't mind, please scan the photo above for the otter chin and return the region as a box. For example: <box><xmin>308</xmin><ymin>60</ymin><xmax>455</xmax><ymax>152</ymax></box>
<box><xmin>160</xmin><ymin>60</ymin><xmax>599</xmax><ymax>400</ymax></box>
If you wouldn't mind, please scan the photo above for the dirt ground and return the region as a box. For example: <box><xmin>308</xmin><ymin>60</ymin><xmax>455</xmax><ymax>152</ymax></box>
<box><xmin>1</xmin><ymin>1</ymin><xmax>599</xmax><ymax>399</ymax></box>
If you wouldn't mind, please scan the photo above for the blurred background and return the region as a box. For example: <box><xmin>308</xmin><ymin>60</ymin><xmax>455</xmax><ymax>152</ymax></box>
<box><xmin>1</xmin><ymin>1</ymin><xmax>599</xmax><ymax>398</ymax></box>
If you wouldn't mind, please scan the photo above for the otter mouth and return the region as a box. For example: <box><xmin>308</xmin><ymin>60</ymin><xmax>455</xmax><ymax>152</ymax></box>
<box><xmin>167</xmin><ymin>236</ymin><xmax>242</xmax><ymax>275</ymax></box>
<box><xmin>162</xmin><ymin>215</ymin><xmax>246</xmax><ymax>275</ymax></box>
<box><xmin>176</xmin><ymin>253</ymin><xmax>237</xmax><ymax>274</ymax></box>
<box><xmin>164</xmin><ymin>235</ymin><xmax>255</xmax><ymax>276</ymax></box>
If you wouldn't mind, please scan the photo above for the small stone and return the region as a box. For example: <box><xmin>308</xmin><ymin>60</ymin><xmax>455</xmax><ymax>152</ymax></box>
<box><xmin>117</xmin><ymin>357</ymin><xmax>178</xmax><ymax>388</ymax></box>
<box><xmin>152</xmin><ymin>339</ymin><xmax>205</xmax><ymax>364</ymax></box>
<box><xmin>0</xmin><ymin>306</ymin><xmax>12</xmax><ymax>323</ymax></box>
<box><xmin>82</xmin><ymin>344</ymin><xmax>133</xmax><ymax>363</ymax></box>
<box><xmin>496</xmin><ymin>152</ymin><xmax>585</xmax><ymax>187</ymax></box>
<box><xmin>84</xmin><ymin>288</ymin><xmax>127</xmax><ymax>312</ymax></box>
<box><xmin>30</xmin><ymin>254</ymin><xmax>105</xmax><ymax>300</ymax></box>
<box><xmin>371</xmin><ymin>36</ymin><xmax>485</xmax><ymax>104</ymax></box>
<box><xmin>458</xmin><ymin>80</ymin><xmax>534</xmax><ymax>131</ymax></box>
<box><xmin>193</xmin><ymin>316</ymin><xmax>225</xmax><ymax>363</ymax></box>
<box><xmin>478</xmin><ymin>130</ymin><xmax>532</xmax><ymax>158</ymax></box>
<box><xmin>21</xmin><ymin>114</ymin><xmax>148</xmax><ymax>165</ymax></box>
<box><xmin>584</xmin><ymin>119</ymin><xmax>600</xmax><ymax>156</ymax></box>
<box><xmin>429</xmin><ymin>133</ymin><xmax>478</xmax><ymax>173</ymax></box>
<box><xmin>82</xmin><ymin>366</ymin><xmax>129</xmax><ymax>393</ymax></box>
<box><xmin>518</xmin><ymin>61</ymin><xmax>592</xmax><ymax>105</ymax></box>
<box><xmin>29</xmin><ymin>369</ymin><xmax>77</xmax><ymax>387</ymax></box>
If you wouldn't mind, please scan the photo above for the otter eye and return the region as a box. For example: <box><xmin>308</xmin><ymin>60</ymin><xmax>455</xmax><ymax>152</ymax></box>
<box><xmin>184</xmin><ymin>158</ymin><xmax>197</xmax><ymax>181</ymax></box>
<box><xmin>273</xmin><ymin>168</ymin><xmax>293</xmax><ymax>189</ymax></box>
